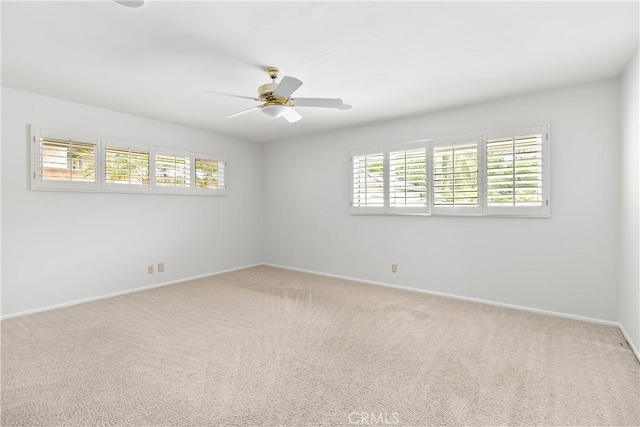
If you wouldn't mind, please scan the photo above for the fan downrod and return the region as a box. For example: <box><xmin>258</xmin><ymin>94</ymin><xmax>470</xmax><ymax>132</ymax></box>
<box><xmin>266</xmin><ymin>67</ymin><xmax>281</xmax><ymax>81</ymax></box>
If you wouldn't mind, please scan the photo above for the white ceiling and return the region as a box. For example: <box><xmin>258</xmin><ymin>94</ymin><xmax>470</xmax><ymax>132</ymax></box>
<box><xmin>2</xmin><ymin>1</ymin><xmax>638</xmax><ymax>143</ymax></box>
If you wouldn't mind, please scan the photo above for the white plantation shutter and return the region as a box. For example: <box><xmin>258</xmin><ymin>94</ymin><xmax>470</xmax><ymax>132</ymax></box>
<box><xmin>432</xmin><ymin>137</ymin><xmax>481</xmax><ymax>215</ymax></box>
<box><xmin>352</xmin><ymin>151</ymin><xmax>385</xmax><ymax>210</ymax></box>
<box><xmin>348</xmin><ymin>126</ymin><xmax>549</xmax><ymax>217</ymax></box>
<box><xmin>389</xmin><ymin>146</ymin><xmax>428</xmax><ymax>211</ymax></box>
<box><xmin>195</xmin><ymin>159</ymin><xmax>224</xmax><ymax>188</ymax></box>
<box><xmin>31</xmin><ymin>127</ymin><xmax>101</xmax><ymax>191</ymax></box>
<box><xmin>31</xmin><ymin>126</ymin><xmax>228</xmax><ymax>197</ymax></box>
<box><xmin>486</xmin><ymin>125</ymin><xmax>549</xmax><ymax>216</ymax></box>
<box><xmin>40</xmin><ymin>138</ymin><xmax>97</xmax><ymax>182</ymax></box>
<box><xmin>155</xmin><ymin>151</ymin><xmax>191</xmax><ymax>191</ymax></box>
<box><xmin>105</xmin><ymin>146</ymin><xmax>149</xmax><ymax>189</ymax></box>
<box><xmin>194</xmin><ymin>154</ymin><xmax>227</xmax><ymax>195</ymax></box>
<box><xmin>486</xmin><ymin>136</ymin><xmax>542</xmax><ymax>205</ymax></box>
<box><xmin>347</xmin><ymin>125</ymin><xmax>549</xmax><ymax>217</ymax></box>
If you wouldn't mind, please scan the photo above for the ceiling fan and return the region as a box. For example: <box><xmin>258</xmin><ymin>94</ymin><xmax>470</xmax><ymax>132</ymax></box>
<box><xmin>207</xmin><ymin>67</ymin><xmax>352</xmax><ymax>123</ymax></box>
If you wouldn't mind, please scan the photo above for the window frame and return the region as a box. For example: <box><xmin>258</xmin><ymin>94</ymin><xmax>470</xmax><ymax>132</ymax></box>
<box><xmin>430</xmin><ymin>134</ymin><xmax>484</xmax><ymax>216</ymax></box>
<box><xmin>350</xmin><ymin>147</ymin><xmax>388</xmax><ymax>215</ymax></box>
<box><xmin>193</xmin><ymin>152</ymin><xmax>228</xmax><ymax>196</ymax></box>
<box><xmin>103</xmin><ymin>139</ymin><xmax>151</xmax><ymax>193</ymax></box>
<box><xmin>484</xmin><ymin>125</ymin><xmax>550</xmax><ymax>218</ymax></box>
<box><xmin>387</xmin><ymin>141</ymin><xmax>430</xmax><ymax>215</ymax></box>
<box><xmin>30</xmin><ymin>125</ymin><xmax>228</xmax><ymax>197</ymax></box>
<box><xmin>153</xmin><ymin>147</ymin><xmax>193</xmax><ymax>195</ymax></box>
<box><xmin>349</xmin><ymin>124</ymin><xmax>550</xmax><ymax>218</ymax></box>
<box><xmin>31</xmin><ymin>126</ymin><xmax>102</xmax><ymax>192</ymax></box>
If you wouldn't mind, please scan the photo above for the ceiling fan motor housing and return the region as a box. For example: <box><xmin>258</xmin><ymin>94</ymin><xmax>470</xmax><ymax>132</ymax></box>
<box><xmin>258</xmin><ymin>83</ymin><xmax>289</xmax><ymax>106</ymax></box>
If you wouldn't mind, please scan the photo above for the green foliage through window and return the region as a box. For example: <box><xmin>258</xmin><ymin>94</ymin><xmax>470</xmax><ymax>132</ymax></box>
<box><xmin>156</xmin><ymin>154</ymin><xmax>191</xmax><ymax>187</ymax></box>
<box><xmin>195</xmin><ymin>159</ymin><xmax>224</xmax><ymax>189</ymax></box>
<box><xmin>389</xmin><ymin>148</ymin><xmax>427</xmax><ymax>207</ymax></box>
<box><xmin>352</xmin><ymin>153</ymin><xmax>384</xmax><ymax>207</ymax></box>
<box><xmin>487</xmin><ymin>136</ymin><xmax>542</xmax><ymax>206</ymax></box>
<box><xmin>433</xmin><ymin>143</ymin><xmax>478</xmax><ymax>206</ymax></box>
<box><xmin>105</xmin><ymin>147</ymin><xmax>149</xmax><ymax>185</ymax></box>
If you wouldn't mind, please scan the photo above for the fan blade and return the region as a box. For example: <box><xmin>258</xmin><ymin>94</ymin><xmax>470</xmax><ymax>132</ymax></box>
<box><xmin>206</xmin><ymin>91</ymin><xmax>259</xmax><ymax>101</ymax></box>
<box><xmin>291</xmin><ymin>97</ymin><xmax>344</xmax><ymax>108</ymax></box>
<box><xmin>282</xmin><ymin>108</ymin><xmax>302</xmax><ymax>123</ymax></box>
<box><xmin>227</xmin><ymin>105</ymin><xmax>261</xmax><ymax>118</ymax></box>
<box><xmin>273</xmin><ymin>76</ymin><xmax>303</xmax><ymax>98</ymax></box>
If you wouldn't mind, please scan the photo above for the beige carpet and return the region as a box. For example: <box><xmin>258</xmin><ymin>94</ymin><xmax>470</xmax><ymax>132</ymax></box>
<box><xmin>1</xmin><ymin>266</ymin><xmax>639</xmax><ymax>426</ymax></box>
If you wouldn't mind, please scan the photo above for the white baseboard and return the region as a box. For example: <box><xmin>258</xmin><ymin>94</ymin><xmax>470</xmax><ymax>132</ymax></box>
<box><xmin>619</xmin><ymin>323</ymin><xmax>640</xmax><ymax>362</ymax></box>
<box><xmin>264</xmin><ymin>263</ymin><xmax>626</xmax><ymax>323</ymax></box>
<box><xmin>265</xmin><ymin>263</ymin><xmax>640</xmax><ymax>362</ymax></box>
<box><xmin>0</xmin><ymin>263</ymin><xmax>263</xmax><ymax>320</ymax></box>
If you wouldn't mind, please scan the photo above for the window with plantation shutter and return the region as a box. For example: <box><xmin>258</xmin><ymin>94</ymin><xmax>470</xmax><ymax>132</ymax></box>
<box><xmin>32</xmin><ymin>127</ymin><xmax>100</xmax><ymax>191</ymax></box>
<box><xmin>351</xmin><ymin>151</ymin><xmax>385</xmax><ymax>211</ymax></box>
<box><xmin>155</xmin><ymin>150</ymin><xmax>191</xmax><ymax>193</ymax></box>
<box><xmin>31</xmin><ymin>126</ymin><xmax>228</xmax><ymax>197</ymax></box>
<box><xmin>432</xmin><ymin>137</ymin><xmax>481</xmax><ymax>215</ymax></box>
<box><xmin>348</xmin><ymin>124</ymin><xmax>549</xmax><ymax>217</ymax></box>
<box><xmin>41</xmin><ymin>139</ymin><xmax>96</xmax><ymax>182</ymax></box>
<box><xmin>389</xmin><ymin>145</ymin><xmax>428</xmax><ymax>211</ymax></box>
<box><xmin>486</xmin><ymin>125</ymin><xmax>549</xmax><ymax>216</ymax></box>
<box><xmin>194</xmin><ymin>155</ymin><xmax>227</xmax><ymax>195</ymax></box>
<box><xmin>105</xmin><ymin>146</ymin><xmax>149</xmax><ymax>191</ymax></box>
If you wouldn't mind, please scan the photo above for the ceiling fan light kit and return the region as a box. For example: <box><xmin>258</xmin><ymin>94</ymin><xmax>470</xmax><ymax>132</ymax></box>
<box><xmin>207</xmin><ymin>67</ymin><xmax>351</xmax><ymax>123</ymax></box>
<box><xmin>261</xmin><ymin>104</ymin><xmax>290</xmax><ymax>118</ymax></box>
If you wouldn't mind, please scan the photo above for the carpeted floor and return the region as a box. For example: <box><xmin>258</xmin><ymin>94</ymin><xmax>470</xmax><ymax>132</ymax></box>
<box><xmin>1</xmin><ymin>265</ymin><xmax>639</xmax><ymax>426</ymax></box>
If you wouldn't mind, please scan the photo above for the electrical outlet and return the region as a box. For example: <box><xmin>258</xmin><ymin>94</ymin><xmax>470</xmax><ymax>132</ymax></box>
<box><xmin>147</xmin><ymin>265</ymin><xmax>154</xmax><ymax>274</ymax></box>
<box><xmin>158</xmin><ymin>263</ymin><xmax>164</xmax><ymax>273</ymax></box>
<box><xmin>392</xmin><ymin>264</ymin><xmax>397</xmax><ymax>273</ymax></box>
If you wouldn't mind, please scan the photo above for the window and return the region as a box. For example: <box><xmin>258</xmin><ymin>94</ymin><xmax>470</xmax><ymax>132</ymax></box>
<box><xmin>389</xmin><ymin>145</ymin><xmax>427</xmax><ymax>211</ymax></box>
<box><xmin>195</xmin><ymin>157</ymin><xmax>226</xmax><ymax>191</ymax></box>
<box><xmin>349</xmin><ymin>124</ymin><xmax>550</xmax><ymax>217</ymax></box>
<box><xmin>105</xmin><ymin>146</ymin><xmax>149</xmax><ymax>191</ymax></box>
<box><xmin>155</xmin><ymin>150</ymin><xmax>191</xmax><ymax>193</ymax></box>
<box><xmin>42</xmin><ymin>139</ymin><xmax>96</xmax><ymax>182</ymax></box>
<box><xmin>31</xmin><ymin>126</ymin><xmax>228</xmax><ymax>197</ymax></box>
<box><xmin>351</xmin><ymin>143</ymin><xmax>429</xmax><ymax>215</ymax></box>
<box><xmin>486</xmin><ymin>125</ymin><xmax>549</xmax><ymax>216</ymax></box>
<box><xmin>352</xmin><ymin>151</ymin><xmax>385</xmax><ymax>210</ymax></box>
<box><xmin>32</xmin><ymin>127</ymin><xmax>100</xmax><ymax>191</ymax></box>
<box><xmin>194</xmin><ymin>154</ymin><xmax>227</xmax><ymax>195</ymax></box>
<box><xmin>432</xmin><ymin>136</ymin><xmax>481</xmax><ymax>215</ymax></box>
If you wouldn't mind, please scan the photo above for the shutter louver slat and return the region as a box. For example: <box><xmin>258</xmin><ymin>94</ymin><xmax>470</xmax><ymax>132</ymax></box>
<box><xmin>105</xmin><ymin>147</ymin><xmax>149</xmax><ymax>185</ymax></box>
<box><xmin>433</xmin><ymin>142</ymin><xmax>478</xmax><ymax>207</ymax></box>
<box><xmin>195</xmin><ymin>158</ymin><xmax>225</xmax><ymax>189</ymax></box>
<box><xmin>487</xmin><ymin>134</ymin><xmax>543</xmax><ymax>207</ymax></box>
<box><xmin>352</xmin><ymin>153</ymin><xmax>385</xmax><ymax>207</ymax></box>
<box><xmin>156</xmin><ymin>153</ymin><xmax>191</xmax><ymax>188</ymax></box>
<box><xmin>389</xmin><ymin>147</ymin><xmax>427</xmax><ymax>208</ymax></box>
<box><xmin>40</xmin><ymin>138</ymin><xmax>97</xmax><ymax>183</ymax></box>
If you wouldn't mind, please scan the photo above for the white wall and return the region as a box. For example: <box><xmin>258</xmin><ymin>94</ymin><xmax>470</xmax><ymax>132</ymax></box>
<box><xmin>1</xmin><ymin>87</ymin><xmax>264</xmax><ymax>316</ymax></box>
<box><xmin>263</xmin><ymin>79</ymin><xmax>621</xmax><ymax>322</ymax></box>
<box><xmin>619</xmin><ymin>52</ymin><xmax>639</xmax><ymax>351</ymax></box>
